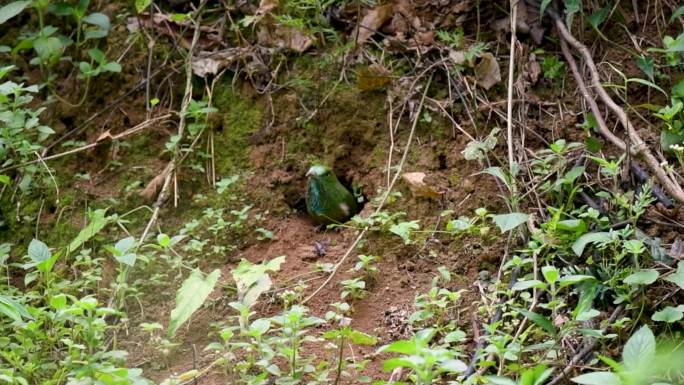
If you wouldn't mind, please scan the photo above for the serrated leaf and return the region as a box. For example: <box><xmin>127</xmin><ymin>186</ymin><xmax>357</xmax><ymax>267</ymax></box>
<box><xmin>0</xmin><ymin>1</ymin><xmax>31</xmax><ymax>25</ymax></box>
<box><xmin>168</xmin><ymin>269</ymin><xmax>220</xmax><ymax>338</ymax></box>
<box><xmin>572</xmin><ymin>232</ymin><xmax>612</xmax><ymax>256</ymax></box>
<box><xmin>623</xmin><ymin>269</ymin><xmax>659</xmax><ymax>286</ymax></box>
<box><xmin>389</xmin><ymin>220</ymin><xmax>420</xmax><ymax>244</ymax></box>
<box><xmin>492</xmin><ymin>212</ymin><xmax>528</xmax><ymax>233</ymax></box>
<box><xmin>623</xmin><ymin>325</ymin><xmax>655</xmax><ymax>368</ymax></box>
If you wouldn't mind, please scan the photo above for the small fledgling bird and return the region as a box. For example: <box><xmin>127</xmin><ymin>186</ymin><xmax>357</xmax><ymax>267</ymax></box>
<box><xmin>305</xmin><ymin>165</ymin><xmax>358</xmax><ymax>225</ymax></box>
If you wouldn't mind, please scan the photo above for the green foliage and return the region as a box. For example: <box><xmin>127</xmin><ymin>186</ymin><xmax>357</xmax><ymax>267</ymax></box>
<box><xmin>541</xmin><ymin>56</ymin><xmax>565</xmax><ymax>81</ymax></box>
<box><xmin>572</xmin><ymin>325</ymin><xmax>684</xmax><ymax>385</ymax></box>
<box><xmin>378</xmin><ymin>328</ymin><xmax>467</xmax><ymax>385</ymax></box>
<box><xmin>168</xmin><ymin>269</ymin><xmax>221</xmax><ymax>338</ymax></box>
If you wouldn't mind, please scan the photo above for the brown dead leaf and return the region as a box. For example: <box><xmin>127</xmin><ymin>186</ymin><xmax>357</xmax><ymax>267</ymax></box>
<box><xmin>96</xmin><ymin>130</ymin><xmax>113</xmax><ymax>142</ymax></box>
<box><xmin>354</xmin><ymin>4</ymin><xmax>394</xmax><ymax>46</ymax></box>
<box><xmin>192</xmin><ymin>48</ymin><xmax>254</xmax><ymax>77</ymax></box>
<box><xmin>140</xmin><ymin>164</ymin><xmax>172</xmax><ymax>201</ymax></box>
<box><xmin>402</xmin><ymin>172</ymin><xmax>442</xmax><ymax>199</ymax></box>
<box><xmin>256</xmin><ymin>0</ymin><xmax>278</xmax><ymax>16</ymax></box>
<box><xmin>474</xmin><ymin>52</ymin><xmax>501</xmax><ymax>90</ymax></box>
<box><xmin>257</xmin><ymin>25</ymin><xmax>314</xmax><ymax>53</ymax></box>
<box><xmin>356</xmin><ymin>64</ymin><xmax>392</xmax><ymax>91</ymax></box>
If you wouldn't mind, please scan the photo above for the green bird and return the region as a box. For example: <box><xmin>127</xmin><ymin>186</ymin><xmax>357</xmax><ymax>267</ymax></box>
<box><xmin>306</xmin><ymin>165</ymin><xmax>358</xmax><ymax>225</ymax></box>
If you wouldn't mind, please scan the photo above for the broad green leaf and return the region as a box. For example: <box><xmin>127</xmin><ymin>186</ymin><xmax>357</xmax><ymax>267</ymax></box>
<box><xmin>232</xmin><ymin>256</ymin><xmax>285</xmax><ymax>307</ymax></box>
<box><xmin>651</xmin><ymin>306</ymin><xmax>683</xmax><ymax>323</ymax></box>
<box><xmin>28</xmin><ymin>238</ymin><xmax>50</xmax><ymax>263</ymax></box>
<box><xmin>623</xmin><ymin>269</ymin><xmax>659</xmax><ymax>286</ymax></box>
<box><xmin>513</xmin><ymin>307</ymin><xmax>556</xmax><ymax>336</ymax></box>
<box><xmin>82</xmin><ymin>12</ymin><xmax>109</xmax><ymax>30</ymax></box>
<box><xmin>623</xmin><ymin>325</ymin><xmax>655</xmax><ymax>368</ymax></box>
<box><xmin>380</xmin><ymin>340</ymin><xmax>416</xmax><ymax>355</ymax></box>
<box><xmin>588</xmin><ymin>6</ymin><xmax>609</xmax><ymax>29</ymax></box>
<box><xmin>389</xmin><ymin>220</ymin><xmax>420</xmax><ymax>244</ymax></box>
<box><xmin>486</xmin><ymin>376</ymin><xmax>518</xmax><ymax>385</ymax></box>
<box><xmin>492</xmin><ymin>212</ymin><xmax>528</xmax><ymax>233</ymax></box>
<box><xmin>0</xmin><ymin>294</ymin><xmax>32</xmax><ymax>321</ymax></box>
<box><xmin>440</xmin><ymin>359</ymin><xmax>467</xmax><ymax>373</ymax></box>
<box><xmin>168</xmin><ymin>269</ymin><xmax>220</xmax><ymax>338</ymax></box>
<box><xmin>512</xmin><ymin>279</ymin><xmax>546</xmax><ymax>291</ymax></box>
<box><xmin>573</xmin><ymin>281</ymin><xmax>598</xmax><ymax>320</ymax></box>
<box><xmin>663</xmin><ymin>261</ymin><xmax>684</xmax><ymax>290</ymax></box>
<box><xmin>87</xmin><ymin>47</ymin><xmax>105</xmax><ymax>63</ymax></box>
<box><xmin>572</xmin><ymin>232</ymin><xmax>611</xmax><ymax>256</ymax></box>
<box><xmin>636</xmin><ymin>56</ymin><xmax>654</xmax><ymax>81</ymax></box>
<box><xmin>670</xmin><ymin>6</ymin><xmax>684</xmax><ymax>23</ymax></box>
<box><xmin>572</xmin><ymin>372</ymin><xmax>622</xmax><ymax>385</ymax></box>
<box><xmin>0</xmin><ymin>1</ymin><xmax>31</xmax><ymax>25</ymax></box>
<box><xmin>539</xmin><ymin>0</ymin><xmax>552</xmax><ymax>18</ymax></box>
<box><xmin>556</xmin><ymin>219</ymin><xmax>588</xmax><ymax>234</ymax></box>
<box><xmin>541</xmin><ymin>265</ymin><xmax>559</xmax><ymax>284</ymax></box>
<box><xmin>483</xmin><ymin>167</ymin><xmax>511</xmax><ymax>190</ymax></box>
<box><xmin>559</xmin><ymin>275</ymin><xmax>595</xmax><ymax>288</ymax></box>
<box><xmin>49</xmin><ymin>293</ymin><xmax>67</xmax><ymax>310</ymax></box>
<box><xmin>0</xmin><ymin>175</ymin><xmax>10</xmax><ymax>185</ymax></box>
<box><xmin>348</xmin><ymin>330</ymin><xmax>377</xmax><ymax>345</ymax></box>
<box><xmin>68</xmin><ymin>209</ymin><xmax>111</xmax><ymax>254</ymax></box>
<box><xmin>135</xmin><ymin>0</ymin><xmax>152</xmax><ymax>13</ymax></box>
<box><xmin>383</xmin><ymin>357</ymin><xmax>418</xmax><ymax>371</ymax></box>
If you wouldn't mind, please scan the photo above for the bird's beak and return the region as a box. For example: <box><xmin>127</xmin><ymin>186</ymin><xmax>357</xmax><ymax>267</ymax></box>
<box><xmin>306</xmin><ymin>169</ymin><xmax>313</xmax><ymax>177</ymax></box>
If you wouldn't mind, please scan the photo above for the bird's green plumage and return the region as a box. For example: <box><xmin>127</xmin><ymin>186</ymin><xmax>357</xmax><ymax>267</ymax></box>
<box><xmin>306</xmin><ymin>165</ymin><xmax>358</xmax><ymax>225</ymax></box>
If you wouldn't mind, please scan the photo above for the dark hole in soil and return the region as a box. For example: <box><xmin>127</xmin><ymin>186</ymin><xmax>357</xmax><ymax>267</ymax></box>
<box><xmin>438</xmin><ymin>153</ymin><xmax>447</xmax><ymax>170</ymax></box>
<box><xmin>61</xmin><ymin>116</ymin><xmax>74</xmax><ymax>128</ymax></box>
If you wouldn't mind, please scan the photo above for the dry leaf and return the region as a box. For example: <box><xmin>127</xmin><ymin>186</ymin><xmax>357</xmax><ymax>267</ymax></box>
<box><xmin>354</xmin><ymin>4</ymin><xmax>394</xmax><ymax>46</ymax></box>
<box><xmin>140</xmin><ymin>164</ymin><xmax>172</xmax><ymax>201</ymax></box>
<box><xmin>258</xmin><ymin>25</ymin><xmax>314</xmax><ymax>53</ymax></box>
<box><xmin>256</xmin><ymin>0</ymin><xmax>278</xmax><ymax>16</ymax></box>
<box><xmin>356</xmin><ymin>64</ymin><xmax>392</xmax><ymax>91</ymax></box>
<box><xmin>402</xmin><ymin>172</ymin><xmax>442</xmax><ymax>199</ymax></box>
<box><xmin>191</xmin><ymin>48</ymin><xmax>253</xmax><ymax>77</ymax></box>
<box><xmin>96</xmin><ymin>130</ymin><xmax>113</xmax><ymax>142</ymax></box>
<box><xmin>475</xmin><ymin>52</ymin><xmax>501</xmax><ymax>90</ymax></box>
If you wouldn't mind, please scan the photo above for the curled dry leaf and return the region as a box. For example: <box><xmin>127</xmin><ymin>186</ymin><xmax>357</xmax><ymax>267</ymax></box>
<box><xmin>474</xmin><ymin>52</ymin><xmax>501</xmax><ymax>90</ymax></box>
<box><xmin>140</xmin><ymin>164</ymin><xmax>172</xmax><ymax>201</ymax></box>
<box><xmin>354</xmin><ymin>4</ymin><xmax>394</xmax><ymax>46</ymax></box>
<box><xmin>402</xmin><ymin>172</ymin><xmax>442</xmax><ymax>199</ymax></box>
<box><xmin>191</xmin><ymin>48</ymin><xmax>254</xmax><ymax>77</ymax></box>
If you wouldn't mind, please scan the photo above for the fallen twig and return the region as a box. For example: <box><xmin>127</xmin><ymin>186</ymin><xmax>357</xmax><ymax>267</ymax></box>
<box><xmin>0</xmin><ymin>115</ymin><xmax>171</xmax><ymax>174</ymax></box>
